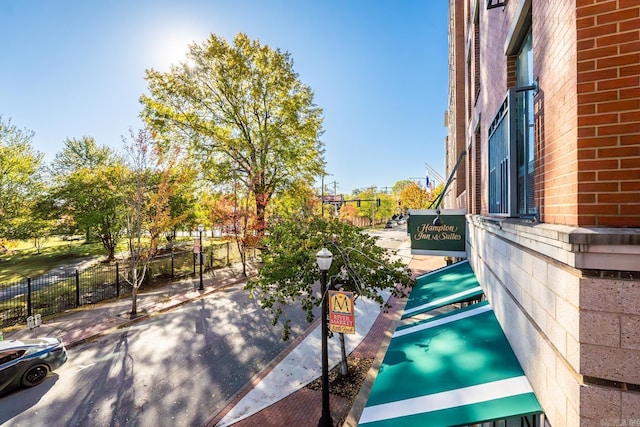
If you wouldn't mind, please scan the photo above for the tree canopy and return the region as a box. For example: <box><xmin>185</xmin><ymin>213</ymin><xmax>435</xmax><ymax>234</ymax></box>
<box><xmin>246</xmin><ymin>214</ymin><xmax>415</xmax><ymax>339</ymax></box>
<box><xmin>0</xmin><ymin>116</ymin><xmax>44</xmax><ymax>240</ymax></box>
<box><xmin>49</xmin><ymin>137</ymin><xmax>126</xmax><ymax>259</ymax></box>
<box><xmin>141</xmin><ymin>32</ymin><xmax>325</xmax><ymax>237</ymax></box>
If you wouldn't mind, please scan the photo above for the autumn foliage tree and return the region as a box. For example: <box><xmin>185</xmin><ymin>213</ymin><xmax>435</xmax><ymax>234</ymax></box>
<box><xmin>399</xmin><ymin>181</ymin><xmax>433</xmax><ymax>210</ymax></box>
<box><xmin>141</xmin><ymin>32</ymin><xmax>325</xmax><ymax>239</ymax></box>
<box><xmin>121</xmin><ymin>128</ymin><xmax>187</xmax><ymax>316</ymax></box>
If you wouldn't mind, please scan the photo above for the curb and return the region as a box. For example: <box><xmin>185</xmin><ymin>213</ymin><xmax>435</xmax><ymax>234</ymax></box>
<box><xmin>207</xmin><ymin>315</ymin><xmax>322</xmax><ymax>427</ymax></box>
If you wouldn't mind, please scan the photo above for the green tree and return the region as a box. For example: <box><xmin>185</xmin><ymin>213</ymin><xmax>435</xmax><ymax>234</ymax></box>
<box><xmin>50</xmin><ymin>137</ymin><xmax>124</xmax><ymax>247</ymax></box>
<box><xmin>20</xmin><ymin>194</ymin><xmax>57</xmax><ymax>254</ymax></box>
<box><xmin>141</xmin><ymin>32</ymin><xmax>325</xmax><ymax>238</ymax></box>
<box><xmin>61</xmin><ymin>165</ymin><xmax>126</xmax><ymax>261</ymax></box>
<box><xmin>392</xmin><ymin>179</ymin><xmax>414</xmax><ymax>195</ymax></box>
<box><xmin>50</xmin><ymin>137</ymin><xmax>126</xmax><ymax>261</ymax></box>
<box><xmin>0</xmin><ymin>116</ymin><xmax>44</xmax><ymax>241</ymax></box>
<box><xmin>246</xmin><ymin>215</ymin><xmax>414</xmax><ymax>339</ymax></box>
<box><xmin>268</xmin><ymin>179</ymin><xmax>319</xmax><ymax>221</ymax></box>
<box><xmin>49</xmin><ymin>136</ymin><xmax>114</xmax><ymax>178</ymax></box>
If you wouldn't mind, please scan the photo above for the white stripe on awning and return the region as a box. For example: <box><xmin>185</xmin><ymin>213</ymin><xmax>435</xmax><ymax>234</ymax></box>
<box><xmin>402</xmin><ymin>285</ymin><xmax>483</xmax><ymax>317</ymax></box>
<box><xmin>393</xmin><ymin>303</ymin><xmax>492</xmax><ymax>338</ymax></box>
<box><xmin>359</xmin><ymin>375</ymin><xmax>534</xmax><ymax>425</ymax></box>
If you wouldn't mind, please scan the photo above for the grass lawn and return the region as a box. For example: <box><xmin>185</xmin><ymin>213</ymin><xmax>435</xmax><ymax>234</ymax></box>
<box><xmin>1</xmin><ymin>235</ymin><xmax>205</xmax><ymax>284</ymax></box>
<box><xmin>0</xmin><ymin>237</ymin><xmax>109</xmax><ymax>284</ymax></box>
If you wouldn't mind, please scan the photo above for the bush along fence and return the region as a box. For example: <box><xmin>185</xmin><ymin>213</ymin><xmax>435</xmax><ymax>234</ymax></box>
<box><xmin>0</xmin><ymin>241</ymin><xmax>246</xmax><ymax>328</ymax></box>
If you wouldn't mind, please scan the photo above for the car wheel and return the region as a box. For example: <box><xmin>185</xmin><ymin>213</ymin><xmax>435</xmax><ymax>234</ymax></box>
<box><xmin>21</xmin><ymin>364</ymin><xmax>49</xmax><ymax>387</ymax></box>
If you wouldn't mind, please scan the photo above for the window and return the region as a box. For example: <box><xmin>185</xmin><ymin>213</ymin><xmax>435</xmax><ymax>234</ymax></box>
<box><xmin>473</xmin><ymin>6</ymin><xmax>481</xmax><ymax>104</ymax></box>
<box><xmin>516</xmin><ymin>31</ymin><xmax>535</xmax><ymax>217</ymax></box>
<box><xmin>488</xmin><ymin>26</ymin><xmax>536</xmax><ymax>218</ymax></box>
<box><xmin>0</xmin><ymin>349</ymin><xmax>25</xmax><ymax>365</ymax></box>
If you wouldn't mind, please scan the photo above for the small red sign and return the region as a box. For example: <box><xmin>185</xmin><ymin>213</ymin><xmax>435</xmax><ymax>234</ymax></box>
<box><xmin>329</xmin><ymin>290</ymin><xmax>355</xmax><ymax>334</ymax></box>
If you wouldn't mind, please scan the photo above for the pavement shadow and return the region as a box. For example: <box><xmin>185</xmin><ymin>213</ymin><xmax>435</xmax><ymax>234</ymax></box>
<box><xmin>0</xmin><ymin>374</ymin><xmax>59</xmax><ymax>424</ymax></box>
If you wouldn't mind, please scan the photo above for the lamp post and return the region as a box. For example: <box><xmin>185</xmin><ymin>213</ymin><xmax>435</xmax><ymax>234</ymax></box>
<box><xmin>198</xmin><ymin>224</ymin><xmax>204</xmax><ymax>291</ymax></box>
<box><xmin>316</xmin><ymin>247</ymin><xmax>333</xmax><ymax>427</ymax></box>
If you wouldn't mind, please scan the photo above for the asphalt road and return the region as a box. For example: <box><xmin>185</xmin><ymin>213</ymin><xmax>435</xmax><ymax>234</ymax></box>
<box><xmin>0</xmin><ymin>284</ymin><xmax>314</xmax><ymax>427</ymax></box>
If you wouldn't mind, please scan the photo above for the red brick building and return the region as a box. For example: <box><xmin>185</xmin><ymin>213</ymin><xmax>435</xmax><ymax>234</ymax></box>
<box><xmin>447</xmin><ymin>0</ymin><xmax>640</xmax><ymax>425</ymax></box>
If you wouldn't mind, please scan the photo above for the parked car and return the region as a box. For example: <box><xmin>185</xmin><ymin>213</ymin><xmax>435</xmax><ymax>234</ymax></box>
<box><xmin>385</xmin><ymin>220</ymin><xmax>397</xmax><ymax>228</ymax></box>
<box><xmin>0</xmin><ymin>337</ymin><xmax>68</xmax><ymax>393</ymax></box>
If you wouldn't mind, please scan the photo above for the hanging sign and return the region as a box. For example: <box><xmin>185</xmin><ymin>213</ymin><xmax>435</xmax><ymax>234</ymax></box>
<box><xmin>329</xmin><ymin>290</ymin><xmax>355</xmax><ymax>334</ymax></box>
<box><xmin>408</xmin><ymin>209</ymin><xmax>467</xmax><ymax>257</ymax></box>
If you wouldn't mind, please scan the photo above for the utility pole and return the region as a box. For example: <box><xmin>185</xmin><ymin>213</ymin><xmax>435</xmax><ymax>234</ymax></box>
<box><xmin>369</xmin><ymin>186</ymin><xmax>376</xmax><ymax>230</ymax></box>
<box><xmin>321</xmin><ymin>173</ymin><xmax>332</xmax><ymax>218</ymax></box>
<box><xmin>328</xmin><ymin>181</ymin><xmax>338</xmax><ymax>215</ymax></box>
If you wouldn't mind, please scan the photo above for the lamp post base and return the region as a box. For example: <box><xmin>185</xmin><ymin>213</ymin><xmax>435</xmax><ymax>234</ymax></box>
<box><xmin>318</xmin><ymin>415</ymin><xmax>333</xmax><ymax>427</ymax></box>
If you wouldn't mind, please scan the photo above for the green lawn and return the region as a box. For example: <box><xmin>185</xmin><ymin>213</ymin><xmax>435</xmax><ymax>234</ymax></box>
<box><xmin>0</xmin><ymin>237</ymin><xmax>109</xmax><ymax>284</ymax></box>
<box><xmin>0</xmin><ymin>235</ymin><xmax>207</xmax><ymax>284</ymax></box>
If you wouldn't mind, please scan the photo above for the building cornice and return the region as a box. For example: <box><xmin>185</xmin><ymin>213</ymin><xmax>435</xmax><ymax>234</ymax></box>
<box><xmin>468</xmin><ymin>215</ymin><xmax>640</xmax><ymax>273</ymax></box>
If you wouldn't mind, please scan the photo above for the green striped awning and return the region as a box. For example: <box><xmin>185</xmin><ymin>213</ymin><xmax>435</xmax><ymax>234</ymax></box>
<box><xmin>402</xmin><ymin>260</ymin><xmax>483</xmax><ymax>319</ymax></box>
<box><xmin>359</xmin><ymin>302</ymin><xmax>542</xmax><ymax>427</ymax></box>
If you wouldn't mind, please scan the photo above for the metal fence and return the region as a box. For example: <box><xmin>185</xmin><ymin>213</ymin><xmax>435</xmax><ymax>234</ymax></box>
<box><xmin>0</xmin><ymin>241</ymin><xmax>244</xmax><ymax>328</ymax></box>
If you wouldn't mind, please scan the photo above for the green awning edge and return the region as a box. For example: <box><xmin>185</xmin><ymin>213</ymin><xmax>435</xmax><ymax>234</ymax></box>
<box><xmin>402</xmin><ymin>260</ymin><xmax>484</xmax><ymax>319</ymax></box>
<box><xmin>359</xmin><ymin>393</ymin><xmax>542</xmax><ymax>427</ymax></box>
<box><xmin>359</xmin><ymin>302</ymin><xmax>543</xmax><ymax>427</ymax></box>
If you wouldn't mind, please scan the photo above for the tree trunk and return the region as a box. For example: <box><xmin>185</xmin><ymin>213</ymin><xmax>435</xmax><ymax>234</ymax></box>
<box><xmin>253</xmin><ymin>188</ymin><xmax>271</xmax><ymax>238</ymax></box>
<box><xmin>339</xmin><ymin>333</ymin><xmax>348</xmax><ymax>376</ymax></box>
<box><xmin>131</xmin><ymin>286</ymin><xmax>138</xmax><ymax>316</ymax></box>
<box><xmin>130</xmin><ymin>267</ymin><xmax>138</xmax><ymax>316</ymax></box>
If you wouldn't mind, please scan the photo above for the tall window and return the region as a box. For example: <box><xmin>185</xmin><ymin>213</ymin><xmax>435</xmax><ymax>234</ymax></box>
<box><xmin>488</xmin><ymin>27</ymin><xmax>535</xmax><ymax>218</ymax></box>
<box><xmin>516</xmin><ymin>31</ymin><xmax>535</xmax><ymax>216</ymax></box>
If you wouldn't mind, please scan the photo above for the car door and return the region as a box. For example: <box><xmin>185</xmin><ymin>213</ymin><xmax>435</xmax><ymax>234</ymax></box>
<box><xmin>0</xmin><ymin>349</ymin><xmax>26</xmax><ymax>392</ymax></box>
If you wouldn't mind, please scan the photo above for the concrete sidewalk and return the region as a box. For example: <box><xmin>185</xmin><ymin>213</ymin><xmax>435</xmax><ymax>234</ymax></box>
<box><xmin>209</xmin><ymin>252</ymin><xmax>447</xmax><ymax>427</ymax></box>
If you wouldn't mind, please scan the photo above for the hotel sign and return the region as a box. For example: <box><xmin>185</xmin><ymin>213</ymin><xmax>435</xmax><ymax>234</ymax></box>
<box><xmin>408</xmin><ymin>209</ymin><xmax>467</xmax><ymax>257</ymax></box>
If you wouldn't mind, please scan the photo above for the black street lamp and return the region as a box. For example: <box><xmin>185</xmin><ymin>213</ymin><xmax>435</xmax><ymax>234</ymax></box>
<box><xmin>198</xmin><ymin>224</ymin><xmax>204</xmax><ymax>291</ymax></box>
<box><xmin>316</xmin><ymin>247</ymin><xmax>333</xmax><ymax>427</ymax></box>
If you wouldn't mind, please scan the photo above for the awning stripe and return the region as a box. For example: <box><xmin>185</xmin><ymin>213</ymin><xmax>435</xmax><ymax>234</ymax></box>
<box><xmin>359</xmin><ymin>298</ymin><xmax>543</xmax><ymax>426</ymax></box>
<box><xmin>402</xmin><ymin>285</ymin><xmax>483</xmax><ymax>317</ymax></box>
<box><xmin>402</xmin><ymin>260</ymin><xmax>484</xmax><ymax>319</ymax></box>
<box><xmin>393</xmin><ymin>302</ymin><xmax>492</xmax><ymax>338</ymax></box>
<box><xmin>359</xmin><ymin>375</ymin><xmax>534</xmax><ymax>424</ymax></box>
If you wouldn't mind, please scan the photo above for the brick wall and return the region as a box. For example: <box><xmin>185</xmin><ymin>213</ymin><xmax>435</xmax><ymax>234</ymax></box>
<box><xmin>575</xmin><ymin>0</ymin><xmax>640</xmax><ymax>226</ymax></box>
<box><xmin>475</xmin><ymin>0</ymin><xmax>639</xmax><ymax>227</ymax></box>
<box><xmin>534</xmin><ymin>0</ymin><xmax>581</xmax><ymax>225</ymax></box>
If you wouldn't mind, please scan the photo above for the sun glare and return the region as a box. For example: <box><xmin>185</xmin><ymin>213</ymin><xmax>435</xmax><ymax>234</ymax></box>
<box><xmin>151</xmin><ymin>31</ymin><xmax>199</xmax><ymax>71</ymax></box>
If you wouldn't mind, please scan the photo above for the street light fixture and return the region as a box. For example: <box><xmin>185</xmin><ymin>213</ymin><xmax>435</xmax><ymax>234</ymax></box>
<box><xmin>316</xmin><ymin>247</ymin><xmax>333</xmax><ymax>427</ymax></box>
<box><xmin>198</xmin><ymin>224</ymin><xmax>204</xmax><ymax>291</ymax></box>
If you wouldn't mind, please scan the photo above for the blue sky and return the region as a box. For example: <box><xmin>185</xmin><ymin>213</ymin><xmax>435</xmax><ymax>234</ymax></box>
<box><xmin>0</xmin><ymin>0</ymin><xmax>449</xmax><ymax>194</ymax></box>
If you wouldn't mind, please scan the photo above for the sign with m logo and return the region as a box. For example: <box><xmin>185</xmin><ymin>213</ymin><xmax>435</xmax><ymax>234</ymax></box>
<box><xmin>329</xmin><ymin>290</ymin><xmax>355</xmax><ymax>334</ymax></box>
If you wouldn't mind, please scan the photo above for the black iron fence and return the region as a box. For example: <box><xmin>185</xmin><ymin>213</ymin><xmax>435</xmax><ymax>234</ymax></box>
<box><xmin>0</xmin><ymin>241</ymin><xmax>245</xmax><ymax>328</ymax></box>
